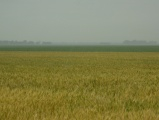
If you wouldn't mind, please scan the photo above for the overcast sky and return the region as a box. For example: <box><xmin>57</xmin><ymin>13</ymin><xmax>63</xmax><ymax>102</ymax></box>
<box><xmin>0</xmin><ymin>0</ymin><xmax>159</xmax><ymax>42</ymax></box>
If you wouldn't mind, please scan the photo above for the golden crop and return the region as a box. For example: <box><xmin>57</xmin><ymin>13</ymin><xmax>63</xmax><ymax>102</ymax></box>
<box><xmin>0</xmin><ymin>52</ymin><xmax>159</xmax><ymax>120</ymax></box>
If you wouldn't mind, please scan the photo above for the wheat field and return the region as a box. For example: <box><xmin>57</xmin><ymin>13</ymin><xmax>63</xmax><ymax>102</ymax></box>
<box><xmin>0</xmin><ymin>52</ymin><xmax>159</xmax><ymax>120</ymax></box>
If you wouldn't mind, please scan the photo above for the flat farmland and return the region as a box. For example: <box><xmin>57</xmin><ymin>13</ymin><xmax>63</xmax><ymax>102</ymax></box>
<box><xmin>0</xmin><ymin>52</ymin><xmax>159</xmax><ymax>120</ymax></box>
<box><xmin>0</xmin><ymin>45</ymin><xmax>159</xmax><ymax>52</ymax></box>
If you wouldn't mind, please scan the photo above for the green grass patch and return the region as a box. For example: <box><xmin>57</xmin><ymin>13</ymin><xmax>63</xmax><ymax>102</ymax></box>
<box><xmin>0</xmin><ymin>45</ymin><xmax>159</xmax><ymax>52</ymax></box>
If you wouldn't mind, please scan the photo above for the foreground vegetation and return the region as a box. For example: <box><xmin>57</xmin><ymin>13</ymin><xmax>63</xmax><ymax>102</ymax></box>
<box><xmin>0</xmin><ymin>52</ymin><xmax>159</xmax><ymax>120</ymax></box>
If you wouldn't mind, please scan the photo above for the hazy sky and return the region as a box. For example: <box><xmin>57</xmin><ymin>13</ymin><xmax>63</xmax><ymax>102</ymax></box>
<box><xmin>0</xmin><ymin>0</ymin><xmax>159</xmax><ymax>42</ymax></box>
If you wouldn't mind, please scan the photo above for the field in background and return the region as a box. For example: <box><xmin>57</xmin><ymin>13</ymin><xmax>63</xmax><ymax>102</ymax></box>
<box><xmin>0</xmin><ymin>45</ymin><xmax>159</xmax><ymax>52</ymax></box>
<box><xmin>0</xmin><ymin>52</ymin><xmax>159</xmax><ymax>120</ymax></box>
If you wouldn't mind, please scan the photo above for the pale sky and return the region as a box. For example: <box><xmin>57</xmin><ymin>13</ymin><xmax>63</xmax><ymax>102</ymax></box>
<box><xmin>0</xmin><ymin>0</ymin><xmax>159</xmax><ymax>42</ymax></box>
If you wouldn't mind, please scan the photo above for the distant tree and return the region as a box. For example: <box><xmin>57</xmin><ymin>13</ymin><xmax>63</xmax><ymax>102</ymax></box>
<box><xmin>123</xmin><ymin>40</ymin><xmax>158</xmax><ymax>45</ymax></box>
<box><xmin>42</xmin><ymin>42</ymin><xmax>52</xmax><ymax>45</ymax></box>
